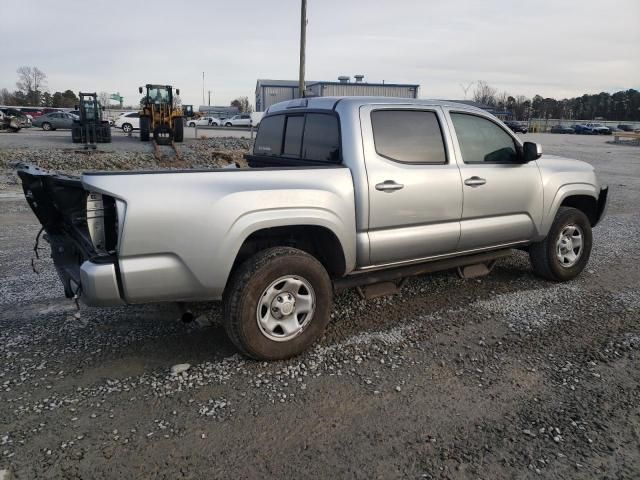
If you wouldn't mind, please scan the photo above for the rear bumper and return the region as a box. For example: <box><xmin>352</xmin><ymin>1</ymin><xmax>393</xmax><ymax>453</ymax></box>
<box><xmin>80</xmin><ymin>261</ymin><xmax>125</xmax><ymax>306</ymax></box>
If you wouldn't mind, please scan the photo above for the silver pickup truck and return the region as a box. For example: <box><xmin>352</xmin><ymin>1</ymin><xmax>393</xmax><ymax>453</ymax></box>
<box><xmin>17</xmin><ymin>97</ymin><xmax>608</xmax><ymax>360</ymax></box>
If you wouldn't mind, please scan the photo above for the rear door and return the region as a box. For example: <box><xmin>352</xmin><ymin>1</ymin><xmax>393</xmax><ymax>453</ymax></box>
<box><xmin>360</xmin><ymin>105</ymin><xmax>463</xmax><ymax>265</ymax></box>
<box><xmin>447</xmin><ymin>110</ymin><xmax>543</xmax><ymax>250</ymax></box>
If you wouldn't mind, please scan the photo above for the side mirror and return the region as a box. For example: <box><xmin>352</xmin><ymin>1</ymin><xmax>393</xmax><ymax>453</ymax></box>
<box><xmin>176</xmin><ymin>89</ymin><xmax>180</xmax><ymax>96</ymax></box>
<box><xmin>138</xmin><ymin>87</ymin><xmax>143</xmax><ymax>94</ymax></box>
<box><xmin>522</xmin><ymin>141</ymin><xmax>542</xmax><ymax>162</ymax></box>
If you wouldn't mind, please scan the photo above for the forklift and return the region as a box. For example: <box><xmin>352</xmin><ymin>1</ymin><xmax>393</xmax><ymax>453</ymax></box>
<box><xmin>71</xmin><ymin>92</ymin><xmax>112</xmax><ymax>145</ymax></box>
<box><xmin>138</xmin><ymin>84</ymin><xmax>184</xmax><ymax>144</ymax></box>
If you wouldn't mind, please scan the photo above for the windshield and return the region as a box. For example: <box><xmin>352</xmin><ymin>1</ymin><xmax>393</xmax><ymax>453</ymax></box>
<box><xmin>81</xmin><ymin>99</ymin><xmax>101</xmax><ymax>120</ymax></box>
<box><xmin>148</xmin><ymin>86</ymin><xmax>170</xmax><ymax>104</ymax></box>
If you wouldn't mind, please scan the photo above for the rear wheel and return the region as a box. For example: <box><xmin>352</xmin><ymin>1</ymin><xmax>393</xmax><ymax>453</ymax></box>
<box><xmin>223</xmin><ymin>247</ymin><xmax>332</xmax><ymax>360</ymax></box>
<box><xmin>529</xmin><ymin>207</ymin><xmax>592</xmax><ymax>281</ymax></box>
<box><xmin>173</xmin><ymin>118</ymin><xmax>184</xmax><ymax>142</ymax></box>
<box><xmin>140</xmin><ymin>117</ymin><xmax>150</xmax><ymax>142</ymax></box>
<box><xmin>98</xmin><ymin>124</ymin><xmax>112</xmax><ymax>143</ymax></box>
<box><xmin>71</xmin><ymin>124</ymin><xmax>81</xmax><ymax>143</ymax></box>
<box><xmin>42</xmin><ymin>122</ymin><xmax>51</xmax><ymax>131</ymax></box>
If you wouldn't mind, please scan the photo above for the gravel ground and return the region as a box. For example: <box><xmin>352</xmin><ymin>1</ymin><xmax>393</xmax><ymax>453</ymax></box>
<box><xmin>0</xmin><ymin>133</ymin><xmax>639</xmax><ymax>479</ymax></box>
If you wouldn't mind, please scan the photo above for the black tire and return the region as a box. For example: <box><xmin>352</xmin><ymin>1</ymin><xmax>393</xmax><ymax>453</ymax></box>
<box><xmin>188</xmin><ymin>122</ymin><xmax>195</xmax><ymax>127</ymax></box>
<box><xmin>529</xmin><ymin>207</ymin><xmax>592</xmax><ymax>281</ymax></box>
<box><xmin>173</xmin><ymin>118</ymin><xmax>184</xmax><ymax>142</ymax></box>
<box><xmin>225</xmin><ymin>122</ymin><xmax>232</xmax><ymax>127</ymax></box>
<box><xmin>42</xmin><ymin>122</ymin><xmax>51</xmax><ymax>131</ymax></box>
<box><xmin>223</xmin><ymin>247</ymin><xmax>333</xmax><ymax>360</ymax></box>
<box><xmin>98</xmin><ymin>125</ymin><xmax>112</xmax><ymax>143</ymax></box>
<box><xmin>211</xmin><ymin>122</ymin><xmax>218</xmax><ymax>127</ymax></box>
<box><xmin>122</xmin><ymin>123</ymin><xmax>133</xmax><ymax>134</ymax></box>
<box><xmin>140</xmin><ymin>117</ymin><xmax>150</xmax><ymax>142</ymax></box>
<box><xmin>71</xmin><ymin>124</ymin><xmax>81</xmax><ymax>143</ymax></box>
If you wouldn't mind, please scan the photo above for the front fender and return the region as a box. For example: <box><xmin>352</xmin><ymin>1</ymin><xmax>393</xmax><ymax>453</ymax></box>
<box><xmin>539</xmin><ymin>183</ymin><xmax>599</xmax><ymax>237</ymax></box>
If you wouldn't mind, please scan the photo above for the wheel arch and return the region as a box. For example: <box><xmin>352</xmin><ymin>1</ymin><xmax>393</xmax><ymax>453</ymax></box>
<box><xmin>230</xmin><ymin>224</ymin><xmax>348</xmax><ymax>281</ymax></box>
<box><xmin>542</xmin><ymin>183</ymin><xmax>599</xmax><ymax>236</ymax></box>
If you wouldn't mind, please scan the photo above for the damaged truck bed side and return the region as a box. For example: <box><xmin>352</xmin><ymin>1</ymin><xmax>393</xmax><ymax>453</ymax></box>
<box><xmin>17</xmin><ymin>97</ymin><xmax>608</xmax><ymax>360</ymax></box>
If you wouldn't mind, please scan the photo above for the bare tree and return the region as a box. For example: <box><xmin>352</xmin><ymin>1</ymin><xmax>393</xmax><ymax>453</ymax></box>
<box><xmin>16</xmin><ymin>66</ymin><xmax>47</xmax><ymax>105</ymax></box>
<box><xmin>98</xmin><ymin>92</ymin><xmax>110</xmax><ymax>109</ymax></box>
<box><xmin>472</xmin><ymin>80</ymin><xmax>497</xmax><ymax>106</ymax></box>
<box><xmin>0</xmin><ymin>88</ymin><xmax>14</xmax><ymax>105</ymax></box>
<box><xmin>495</xmin><ymin>91</ymin><xmax>510</xmax><ymax>110</ymax></box>
<box><xmin>231</xmin><ymin>96</ymin><xmax>253</xmax><ymax>113</ymax></box>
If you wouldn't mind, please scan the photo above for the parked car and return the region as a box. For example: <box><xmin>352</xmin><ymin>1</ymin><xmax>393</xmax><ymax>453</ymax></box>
<box><xmin>0</xmin><ymin>109</ymin><xmax>24</xmax><ymax>132</ymax></box>
<box><xmin>617</xmin><ymin>124</ymin><xmax>635</xmax><ymax>132</ymax></box>
<box><xmin>114</xmin><ymin>112</ymin><xmax>140</xmax><ymax>133</ymax></box>
<box><xmin>582</xmin><ymin>123</ymin><xmax>611</xmax><ymax>135</ymax></box>
<box><xmin>187</xmin><ymin>116</ymin><xmax>221</xmax><ymax>127</ymax></box>
<box><xmin>550</xmin><ymin>125</ymin><xmax>575</xmax><ymax>134</ymax></box>
<box><xmin>18</xmin><ymin>107</ymin><xmax>43</xmax><ymax>118</ymax></box>
<box><xmin>31</xmin><ymin>111</ymin><xmax>77</xmax><ymax>130</ymax></box>
<box><xmin>16</xmin><ymin>97</ymin><xmax>608</xmax><ymax>360</ymax></box>
<box><xmin>0</xmin><ymin>107</ymin><xmax>29</xmax><ymax>128</ymax></box>
<box><xmin>224</xmin><ymin>114</ymin><xmax>252</xmax><ymax>127</ymax></box>
<box><xmin>504</xmin><ymin>120</ymin><xmax>528</xmax><ymax>134</ymax></box>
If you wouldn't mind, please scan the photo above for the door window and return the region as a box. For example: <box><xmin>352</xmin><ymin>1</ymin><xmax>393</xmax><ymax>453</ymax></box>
<box><xmin>371</xmin><ymin>110</ymin><xmax>446</xmax><ymax>164</ymax></box>
<box><xmin>302</xmin><ymin>113</ymin><xmax>340</xmax><ymax>163</ymax></box>
<box><xmin>450</xmin><ymin>113</ymin><xmax>518</xmax><ymax>164</ymax></box>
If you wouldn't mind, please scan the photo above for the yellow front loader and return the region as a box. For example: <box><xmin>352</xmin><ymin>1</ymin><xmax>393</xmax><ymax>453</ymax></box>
<box><xmin>138</xmin><ymin>84</ymin><xmax>184</xmax><ymax>144</ymax></box>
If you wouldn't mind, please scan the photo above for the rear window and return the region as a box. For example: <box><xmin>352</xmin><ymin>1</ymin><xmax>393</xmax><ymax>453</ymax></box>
<box><xmin>371</xmin><ymin>110</ymin><xmax>446</xmax><ymax>164</ymax></box>
<box><xmin>253</xmin><ymin>112</ymin><xmax>340</xmax><ymax>164</ymax></box>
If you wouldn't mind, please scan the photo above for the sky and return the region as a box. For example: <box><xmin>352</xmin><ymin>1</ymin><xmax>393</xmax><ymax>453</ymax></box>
<box><xmin>1</xmin><ymin>0</ymin><xmax>638</xmax><ymax>109</ymax></box>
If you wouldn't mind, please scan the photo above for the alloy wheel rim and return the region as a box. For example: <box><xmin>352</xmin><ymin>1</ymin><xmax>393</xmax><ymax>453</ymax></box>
<box><xmin>556</xmin><ymin>224</ymin><xmax>583</xmax><ymax>267</ymax></box>
<box><xmin>256</xmin><ymin>275</ymin><xmax>316</xmax><ymax>342</ymax></box>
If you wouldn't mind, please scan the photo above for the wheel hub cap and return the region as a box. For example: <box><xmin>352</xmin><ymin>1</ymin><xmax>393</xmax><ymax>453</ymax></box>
<box><xmin>556</xmin><ymin>224</ymin><xmax>583</xmax><ymax>268</ymax></box>
<box><xmin>257</xmin><ymin>275</ymin><xmax>316</xmax><ymax>342</ymax></box>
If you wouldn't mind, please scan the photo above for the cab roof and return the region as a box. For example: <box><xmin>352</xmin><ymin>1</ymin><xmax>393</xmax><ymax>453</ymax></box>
<box><xmin>266</xmin><ymin>96</ymin><xmax>488</xmax><ymax>115</ymax></box>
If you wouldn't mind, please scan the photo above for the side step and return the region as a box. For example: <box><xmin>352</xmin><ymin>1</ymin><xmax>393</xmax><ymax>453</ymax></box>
<box><xmin>334</xmin><ymin>249</ymin><xmax>512</xmax><ymax>294</ymax></box>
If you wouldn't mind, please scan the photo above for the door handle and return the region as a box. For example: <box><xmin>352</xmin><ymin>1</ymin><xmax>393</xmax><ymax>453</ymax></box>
<box><xmin>464</xmin><ymin>176</ymin><xmax>486</xmax><ymax>187</ymax></box>
<box><xmin>375</xmin><ymin>180</ymin><xmax>404</xmax><ymax>192</ymax></box>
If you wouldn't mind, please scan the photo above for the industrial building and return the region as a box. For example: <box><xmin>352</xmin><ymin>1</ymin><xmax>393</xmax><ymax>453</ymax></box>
<box><xmin>255</xmin><ymin>76</ymin><xmax>420</xmax><ymax>111</ymax></box>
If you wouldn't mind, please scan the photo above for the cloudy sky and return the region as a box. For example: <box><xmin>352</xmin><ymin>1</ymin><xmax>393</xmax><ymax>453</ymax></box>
<box><xmin>1</xmin><ymin>0</ymin><xmax>638</xmax><ymax>108</ymax></box>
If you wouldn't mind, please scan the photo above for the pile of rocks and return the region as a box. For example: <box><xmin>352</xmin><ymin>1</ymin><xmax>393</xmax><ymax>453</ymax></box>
<box><xmin>0</xmin><ymin>137</ymin><xmax>254</xmax><ymax>189</ymax></box>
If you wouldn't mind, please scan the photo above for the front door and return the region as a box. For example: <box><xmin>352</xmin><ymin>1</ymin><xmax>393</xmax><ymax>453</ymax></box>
<box><xmin>447</xmin><ymin>111</ymin><xmax>543</xmax><ymax>251</ymax></box>
<box><xmin>360</xmin><ymin>105</ymin><xmax>463</xmax><ymax>266</ymax></box>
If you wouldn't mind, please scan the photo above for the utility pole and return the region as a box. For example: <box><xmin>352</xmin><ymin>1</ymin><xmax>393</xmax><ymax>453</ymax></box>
<box><xmin>202</xmin><ymin>72</ymin><xmax>205</xmax><ymax>105</ymax></box>
<box><xmin>298</xmin><ymin>0</ymin><xmax>307</xmax><ymax>98</ymax></box>
<box><xmin>208</xmin><ymin>90</ymin><xmax>211</xmax><ymax>106</ymax></box>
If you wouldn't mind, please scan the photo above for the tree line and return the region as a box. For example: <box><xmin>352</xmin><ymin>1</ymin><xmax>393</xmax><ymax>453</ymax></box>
<box><xmin>3</xmin><ymin>67</ymin><xmax>638</xmax><ymax>120</ymax></box>
<box><xmin>472</xmin><ymin>80</ymin><xmax>640</xmax><ymax>121</ymax></box>
<box><xmin>0</xmin><ymin>66</ymin><xmax>82</xmax><ymax>108</ymax></box>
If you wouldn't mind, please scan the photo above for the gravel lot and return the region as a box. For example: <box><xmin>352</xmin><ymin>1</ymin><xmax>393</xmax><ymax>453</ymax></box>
<box><xmin>0</xmin><ymin>133</ymin><xmax>639</xmax><ymax>479</ymax></box>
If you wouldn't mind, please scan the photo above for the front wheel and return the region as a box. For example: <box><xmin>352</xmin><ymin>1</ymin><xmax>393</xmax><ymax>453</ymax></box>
<box><xmin>225</xmin><ymin>122</ymin><xmax>232</xmax><ymax>127</ymax></box>
<box><xmin>188</xmin><ymin>122</ymin><xmax>195</xmax><ymax>127</ymax></box>
<box><xmin>42</xmin><ymin>122</ymin><xmax>51</xmax><ymax>131</ymax></box>
<box><xmin>223</xmin><ymin>247</ymin><xmax>333</xmax><ymax>360</ymax></box>
<box><xmin>173</xmin><ymin>118</ymin><xmax>184</xmax><ymax>142</ymax></box>
<box><xmin>529</xmin><ymin>207</ymin><xmax>592</xmax><ymax>281</ymax></box>
<box><xmin>122</xmin><ymin>123</ymin><xmax>133</xmax><ymax>133</ymax></box>
<box><xmin>140</xmin><ymin>117</ymin><xmax>150</xmax><ymax>142</ymax></box>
